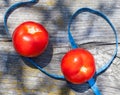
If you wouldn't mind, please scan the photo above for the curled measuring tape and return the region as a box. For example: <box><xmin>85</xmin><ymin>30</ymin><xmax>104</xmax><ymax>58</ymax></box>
<box><xmin>68</xmin><ymin>8</ymin><xmax>118</xmax><ymax>76</ymax></box>
<box><xmin>67</xmin><ymin>8</ymin><xmax>118</xmax><ymax>95</ymax></box>
<box><xmin>4</xmin><ymin>0</ymin><xmax>65</xmax><ymax>80</ymax></box>
<box><xmin>4</xmin><ymin>0</ymin><xmax>118</xmax><ymax>95</ymax></box>
<box><xmin>4</xmin><ymin>0</ymin><xmax>39</xmax><ymax>36</ymax></box>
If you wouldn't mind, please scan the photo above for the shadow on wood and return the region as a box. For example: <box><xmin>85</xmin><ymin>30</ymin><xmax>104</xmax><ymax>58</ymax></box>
<box><xmin>21</xmin><ymin>41</ymin><xmax>53</xmax><ymax>69</ymax></box>
<box><xmin>0</xmin><ymin>23</ymin><xmax>7</xmax><ymax>36</ymax></box>
<box><xmin>67</xmin><ymin>81</ymin><xmax>90</xmax><ymax>93</ymax></box>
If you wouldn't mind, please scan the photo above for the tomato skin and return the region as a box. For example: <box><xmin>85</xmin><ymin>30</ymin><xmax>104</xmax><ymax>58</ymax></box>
<box><xmin>61</xmin><ymin>48</ymin><xmax>96</xmax><ymax>84</ymax></box>
<box><xmin>12</xmin><ymin>21</ymin><xmax>49</xmax><ymax>57</ymax></box>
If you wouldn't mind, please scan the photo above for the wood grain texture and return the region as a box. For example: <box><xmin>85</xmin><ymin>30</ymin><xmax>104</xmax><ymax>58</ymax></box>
<box><xmin>0</xmin><ymin>0</ymin><xmax>120</xmax><ymax>95</ymax></box>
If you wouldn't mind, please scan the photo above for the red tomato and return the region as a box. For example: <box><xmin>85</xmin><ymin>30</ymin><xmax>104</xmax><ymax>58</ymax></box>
<box><xmin>61</xmin><ymin>48</ymin><xmax>96</xmax><ymax>84</ymax></box>
<box><xmin>12</xmin><ymin>21</ymin><xmax>49</xmax><ymax>57</ymax></box>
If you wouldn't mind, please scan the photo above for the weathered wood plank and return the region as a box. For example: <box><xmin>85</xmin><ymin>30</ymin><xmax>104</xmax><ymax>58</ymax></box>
<box><xmin>0</xmin><ymin>0</ymin><xmax>120</xmax><ymax>95</ymax></box>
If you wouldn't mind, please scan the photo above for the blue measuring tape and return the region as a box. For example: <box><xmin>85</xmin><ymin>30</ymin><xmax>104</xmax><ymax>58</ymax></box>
<box><xmin>4</xmin><ymin>0</ymin><xmax>118</xmax><ymax>95</ymax></box>
<box><xmin>4</xmin><ymin>0</ymin><xmax>39</xmax><ymax>36</ymax></box>
<box><xmin>68</xmin><ymin>8</ymin><xmax>118</xmax><ymax>95</ymax></box>
<box><xmin>4</xmin><ymin>0</ymin><xmax>65</xmax><ymax>80</ymax></box>
<box><xmin>68</xmin><ymin>8</ymin><xmax>118</xmax><ymax>76</ymax></box>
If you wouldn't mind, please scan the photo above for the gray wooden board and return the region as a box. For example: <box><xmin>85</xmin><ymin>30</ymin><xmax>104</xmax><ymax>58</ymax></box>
<box><xmin>0</xmin><ymin>0</ymin><xmax>120</xmax><ymax>95</ymax></box>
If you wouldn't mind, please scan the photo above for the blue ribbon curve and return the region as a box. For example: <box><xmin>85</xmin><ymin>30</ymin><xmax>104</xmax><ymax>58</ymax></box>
<box><xmin>68</xmin><ymin>7</ymin><xmax>118</xmax><ymax>95</ymax></box>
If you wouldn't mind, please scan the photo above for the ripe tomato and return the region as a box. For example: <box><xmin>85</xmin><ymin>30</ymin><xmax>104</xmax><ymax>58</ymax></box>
<box><xmin>12</xmin><ymin>21</ymin><xmax>49</xmax><ymax>57</ymax></box>
<box><xmin>61</xmin><ymin>48</ymin><xmax>96</xmax><ymax>84</ymax></box>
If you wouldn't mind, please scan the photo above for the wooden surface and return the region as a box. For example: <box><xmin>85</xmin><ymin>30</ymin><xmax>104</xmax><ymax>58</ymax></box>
<box><xmin>0</xmin><ymin>0</ymin><xmax>120</xmax><ymax>95</ymax></box>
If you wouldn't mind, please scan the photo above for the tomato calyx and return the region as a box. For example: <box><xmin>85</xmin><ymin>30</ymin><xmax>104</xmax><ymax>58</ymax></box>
<box><xmin>27</xmin><ymin>26</ymin><xmax>40</xmax><ymax>34</ymax></box>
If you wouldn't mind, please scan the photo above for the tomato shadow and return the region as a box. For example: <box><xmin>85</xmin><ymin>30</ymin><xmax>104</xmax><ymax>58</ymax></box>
<box><xmin>21</xmin><ymin>41</ymin><xmax>53</xmax><ymax>68</ymax></box>
<box><xmin>66</xmin><ymin>82</ymin><xmax>89</xmax><ymax>93</ymax></box>
<box><xmin>66</xmin><ymin>77</ymin><xmax>97</xmax><ymax>93</ymax></box>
